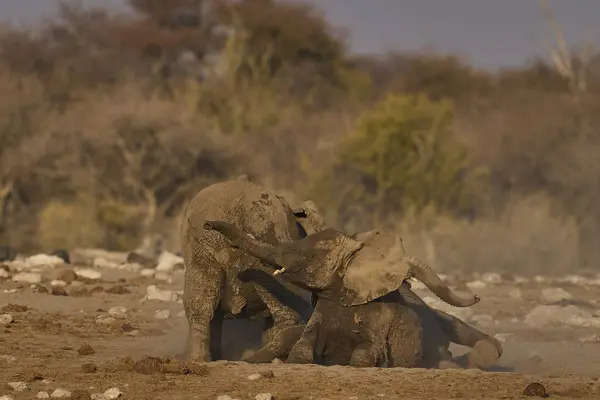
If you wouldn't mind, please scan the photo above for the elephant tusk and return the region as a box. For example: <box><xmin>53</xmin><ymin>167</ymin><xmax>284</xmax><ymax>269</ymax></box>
<box><xmin>273</xmin><ymin>268</ymin><xmax>286</xmax><ymax>276</ymax></box>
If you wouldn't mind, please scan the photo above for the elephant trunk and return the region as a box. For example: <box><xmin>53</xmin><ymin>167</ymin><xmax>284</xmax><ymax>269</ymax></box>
<box><xmin>405</xmin><ymin>255</ymin><xmax>480</xmax><ymax>307</ymax></box>
<box><xmin>203</xmin><ymin>221</ymin><xmax>281</xmax><ymax>267</ymax></box>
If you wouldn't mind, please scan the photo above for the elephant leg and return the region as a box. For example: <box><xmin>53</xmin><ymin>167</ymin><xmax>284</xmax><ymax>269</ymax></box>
<box><xmin>183</xmin><ymin>266</ymin><xmax>224</xmax><ymax>363</ymax></box>
<box><xmin>349</xmin><ymin>342</ymin><xmax>380</xmax><ymax>367</ymax></box>
<box><xmin>287</xmin><ymin>314</ymin><xmax>321</xmax><ymax>364</ymax></box>
<box><xmin>244</xmin><ymin>323</ymin><xmax>306</xmax><ymax>363</ymax></box>
<box><xmin>246</xmin><ymin>283</ymin><xmax>303</xmax><ymax>362</ymax></box>
<box><xmin>434</xmin><ymin>310</ymin><xmax>503</xmax><ymax>369</ymax></box>
<box><xmin>210</xmin><ymin>309</ymin><xmax>224</xmax><ymax>361</ymax></box>
<box><xmin>386</xmin><ymin>306</ymin><xmax>423</xmax><ymax>368</ymax></box>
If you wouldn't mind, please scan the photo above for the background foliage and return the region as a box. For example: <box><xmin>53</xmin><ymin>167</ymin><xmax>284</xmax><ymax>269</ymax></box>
<box><xmin>0</xmin><ymin>0</ymin><xmax>598</xmax><ymax>275</ymax></box>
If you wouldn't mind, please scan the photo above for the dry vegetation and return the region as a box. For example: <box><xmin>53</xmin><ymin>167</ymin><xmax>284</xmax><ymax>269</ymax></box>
<box><xmin>1</xmin><ymin>0</ymin><xmax>599</xmax><ymax>276</ymax></box>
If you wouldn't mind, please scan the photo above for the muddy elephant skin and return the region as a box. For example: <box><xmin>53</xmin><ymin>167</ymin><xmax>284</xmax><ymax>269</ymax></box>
<box><xmin>181</xmin><ymin>174</ymin><xmax>312</xmax><ymax>363</ymax></box>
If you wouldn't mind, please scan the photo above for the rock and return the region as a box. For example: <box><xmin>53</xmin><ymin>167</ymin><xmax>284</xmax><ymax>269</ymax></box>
<box><xmin>140</xmin><ymin>269</ymin><xmax>155</xmax><ymax>278</ymax></box>
<box><xmin>70</xmin><ymin>389</ymin><xmax>92</xmax><ymax>400</ymax></box>
<box><xmin>541</xmin><ymin>287</ymin><xmax>572</xmax><ymax>303</ymax></box>
<box><xmin>31</xmin><ymin>284</ymin><xmax>49</xmax><ymax>294</ymax></box>
<box><xmin>528</xmin><ymin>353</ymin><xmax>544</xmax><ymax>364</ymax></box>
<box><xmin>6</xmin><ymin>382</ymin><xmax>27</xmax><ymax>391</ymax></box>
<box><xmin>155</xmin><ymin>251</ymin><xmax>184</xmax><ymax>272</ymax></box>
<box><xmin>12</xmin><ymin>272</ymin><xmax>42</xmax><ymax>284</ymax></box>
<box><xmin>102</xmin><ymin>388</ymin><xmax>123</xmax><ymax>399</ymax></box>
<box><xmin>93</xmin><ymin>258</ymin><xmax>119</xmax><ymax>269</ymax></box>
<box><xmin>155</xmin><ymin>310</ymin><xmax>170</xmax><ymax>320</ymax></box>
<box><xmin>216</xmin><ymin>396</ymin><xmax>235</xmax><ymax>400</ymax></box>
<box><xmin>0</xmin><ymin>396</ymin><xmax>15</xmax><ymax>400</ymax></box>
<box><xmin>525</xmin><ymin>305</ymin><xmax>600</xmax><ymax>328</ymax></box>
<box><xmin>91</xmin><ymin>394</ymin><xmax>108</xmax><ymax>400</ymax></box>
<box><xmin>578</xmin><ymin>334</ymin><xmax>600</xmax><ymax>344</ymax></box>
<box><xmin>255</xmin><ymin>394</ymin><xmax>274</xmax><ymax>400</ymax></box>
<box><xmin>118</xmin><ymin>263</ymin><xmax>141</xmax><ymax>272</ymax></box>
<box><xmin>96</xmin><ymin>316</ymin><xmax>116</xmax><ymax>325</ymax></box>
<box><xmin>534</xmin><ymin>275</ymin><xmax>547</xmax><ymax>283</ymax></box>
<box><xmin>481</xmin><ymin>272</ymin><xmax>502</xmax><ymax>284</ymax></box>
<box><xmin>78</xmin><ymin>344</ymin><xmax>95</xmax><ymax>355</ymax></box>
<box><xmin>145</xmin><ymin>285</ymin><xmax>179</xmax><ymax>302</ymax></box>
<box><xmin>107</xmin><ymin>306</ymin><xmax>127</xmax><ymax>317</ymax></box>
<box><xmin>0</xmin><ymin>269</ymin><xmax>9</xmax><ymax>279</ymax></box>
<box><xmin>522</xmin><ymin>382</ymin><xmax>547</xmax><ymax>397</ymax></box>
<box><xmin>466</xmin><ymin>280</ymin><xmax>487</xmax><ymax>290</ymax></box>
<box><xmin>37</xmin><ymin>392</ymin><xmax>50</xmax><ymax>398</ymax></box>
<box><xmin>105</xmin><ymin>285</ymin><xmax>130</xmax><ymax>295</ymax></box>
<box><xmin>51</xmin><ymin>286</ymin><xmax>68</xmax><ymax>296</ymax></box>
<box><xmin>0</xmin><ymin>314</ymin><xmax>14</xmax><ymax>324</ymax></box>
<box><xmin>508</xmin><ymin>288</ymin><xmax>522</xmax><ymax>299</ymax></box>
<box><xmin>126</xmin><ymin>252</ymin><xmax>155</xmax><ymax>267</ymax></box>
<box><xmin>50</xmin><ymin>249</ymin><xmax>70</xmax><ymax>264</ymax></box>
<box><xmin>81</xmin><ymin>363</ymin><xmax>98</xmax><ymax>373</ymax></box>
<box><xmin>247</xmin><ymin>373</ymin><xmax>262</xmax><ymax>381</ymax></box>
<box><xmin>75</xmin><ymin>268</ymin><xmax>102</xmax><ymax>280</ymax></box>
<box><xmin>24</xmin><ymin>254</ymin><xmax>64</xmax><ymax>269</ymax></box>
<box><xmin>154</xmin><ymin>272</ymin><xmax>173</xmax><ymax>283</ymax></box>
<box><xmin>50</xmin><ymin>280</ymin><xmax>67</xmax><ymax>287</ymax></box>
<box><xmin>57</xmin><ymin>270</ymin><xmax>78</xmax><ymax>283</ymax></box>
<box><xmin>50</xmin><ymin>388</ymin><xmax>71</xmax><ymax>398</ymax></box>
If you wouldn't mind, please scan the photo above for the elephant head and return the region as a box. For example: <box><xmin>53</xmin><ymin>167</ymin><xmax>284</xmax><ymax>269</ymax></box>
<box><xmin>203</xmin><ymin>221</ymin><xmax>480</xmax><ymax>308</ymax></box>
<box><xmin>291</xmin><ymin>200</ymin><xmax>329</xmax><ymax>235</ymax></box>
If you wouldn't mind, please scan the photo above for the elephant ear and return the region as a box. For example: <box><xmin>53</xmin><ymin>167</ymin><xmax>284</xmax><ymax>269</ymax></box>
<box><xmin>340</xmin><ymin>228</ymin><xmax>409</xmax><ymax>306</ymax></box>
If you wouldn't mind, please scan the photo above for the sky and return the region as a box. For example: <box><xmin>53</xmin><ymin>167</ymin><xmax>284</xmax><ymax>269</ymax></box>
<box><xmin>0</xmin><ymin>0</ymin><xmax>598</xmax><ymax>70</ymax></box>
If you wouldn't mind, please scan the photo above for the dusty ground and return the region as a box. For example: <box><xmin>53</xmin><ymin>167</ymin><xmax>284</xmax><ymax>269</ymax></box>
<box><xmin>2</xmin><ymin>252</ymin><xmax>600</xmax><ymax>399</ymax></box>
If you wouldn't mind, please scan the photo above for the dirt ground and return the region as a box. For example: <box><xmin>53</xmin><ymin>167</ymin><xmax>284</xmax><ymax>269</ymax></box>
<box><xmin>2</xmin><ymin>254</ymin><xmax>600</xmax><ymax>400</ymax></box>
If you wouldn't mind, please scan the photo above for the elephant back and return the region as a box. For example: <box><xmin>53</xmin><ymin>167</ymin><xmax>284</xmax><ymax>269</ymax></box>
<box><xmin>340</xmin><ymin>228</ymin><xmax>410</xmax><ymax>306</ymax></box>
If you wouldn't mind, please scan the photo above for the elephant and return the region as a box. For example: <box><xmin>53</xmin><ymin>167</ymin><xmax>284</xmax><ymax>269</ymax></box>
<box><xmin>290</xmin><ymin>200</ymin><xmax>503</xmax><ymax>369</ymax></box>
<box><xmin>181</xmin><ymin>174</ymin><xmax>315</xmax><ymax>364</ymax></box>
<box><xmin>202</xmin><ymin>219</ymin><xmax>480</xmax><ymax>368</ymax></box>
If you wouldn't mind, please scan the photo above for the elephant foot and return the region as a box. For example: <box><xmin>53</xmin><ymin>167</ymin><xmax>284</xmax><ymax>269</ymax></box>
<box><xmin>456</xmin><ymin>338</ymin><xmax>502</xmax><ymax>369</ymax></box>
<box><xmin>286</xmin><ymin>342</ymin><xmax>314</xmax><ymax>364</ymax></box>
<box><xmin>349</xmin><ymin>343</ymin><xmax>379</xmax><ymax>368</ymax></box>
<box><xmin>243</xmin><ymin>348</ymin><xmax>277</xmax><ymax>364</ymax></box>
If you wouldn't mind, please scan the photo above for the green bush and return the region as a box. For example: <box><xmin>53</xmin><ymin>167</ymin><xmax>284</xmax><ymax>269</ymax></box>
<box><xmin>308</xmin><ymin>93</ymin><xmax>487</xmax><ymax>230</ymax></box>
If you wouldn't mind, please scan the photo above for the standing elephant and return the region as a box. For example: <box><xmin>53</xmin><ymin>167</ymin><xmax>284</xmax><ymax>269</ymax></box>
<box><xmin>202</xmin><ymin>219</ymin><xmax>479</xmax><ymax>368</ymax></box>
<box><xmin>181</xmin><ymin>174</ymin><xmax>313</xmax><ymax>363</ymax></box>
<box><xmin>291</xmin><ymin>200</ymin><xmax>503</xmax><ymax>369</ymax></box>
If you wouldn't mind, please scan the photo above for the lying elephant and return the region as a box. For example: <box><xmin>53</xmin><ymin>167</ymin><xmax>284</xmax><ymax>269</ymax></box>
<box><xmin>181</xmin><ymin>174</ymin><xmax>314</xmax><ymax>363</ymax></box>
<box><xmin>202</xmin><ymin>220</ymin><xmax>479</xmax><ymax>368</ymax></box>
<box><xmin>292</xmin><ymin>200</ymin><xmax>503</xmax><ymax>369</ymax></box>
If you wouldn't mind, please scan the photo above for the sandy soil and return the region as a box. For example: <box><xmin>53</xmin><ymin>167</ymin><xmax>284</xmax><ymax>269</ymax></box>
<box><xmin>2</xmin><ymin>257</ymin><xmax>600</xmax><ymax>399</ymax></box>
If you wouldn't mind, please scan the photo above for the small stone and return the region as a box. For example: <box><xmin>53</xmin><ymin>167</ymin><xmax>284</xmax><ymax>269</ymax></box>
<box><xmin>50</xmin><ymin>280</ymin><xmax>67</xmax><ymax>287</ymax></box>
<box><xmin>0</xmin><ymin>314</ymin><xmax>14</xmax><ymax>324</ymax></box>
<box><xmin>7</xmin><ymin>382</ymin><xmax>27</xmax><ymax>391</ymax></box>
<box><xmin>93</xmin><ymin>258</ymin><xmax>118</xmax><ymax>269</ymax></box>
<box><xmin>522</xmin><ymin>382</ymin><xmax>547</xmax><ymax>397</ymax></box>
<box><xmin>102</xmin><ymin>388</ymin><xmax>123</xmax><ymax>399</ymax></box>
<box><xmin>120</xmin><ymin>323</ymin><xmax>137</xmax><ymax>333</ymax></box>
<box><xmin>154</xmin><ymin>310</ymin><xmax>170</xmax><ymax>320</ymax></box>
<box><xmin>96</xmin><ymin>316</ymin><xmax>116</xmax><ymax>325</ymax></box>
<box><xmin>57</xmin><ymin>270</ymin><xmax>78</xmax><ymax>283</ymax></box>
<box><xmin>528</xmin><ymin>353</ymin><xmax>543</xmax><ymax>364</ymax></box>
<box><xmin>494</xmin><ymin>333</ymin><xmax>515</xmax><ymax>343</ymax></box>
<box><xmin>481</xmin><ymin>272</ymin><xmax>502</xmax><ymax>284</ymax></box>
<box><xmin>155</xmin><ymin>251</ymin><xmax>184</xmax><ymax>272</ymax></box>
<box><xmin>271</xmin><ymin>358</ymin><xmax>283</xmax><ymax>365</ymax></box>
<box><xmin>0</xmin><ymin>269</ymin><xmax>9</xmax><ymax>279</ymax></box>
<box><xmin>50</xmin><ymin>388</ymin><xmax>71</xmax><ymax>398</ymax></box>
<box><xmin>90</xmin><ymin>395</ymin><xmax>108</xmax><ymax>400</ymax></box>
<box><xmin>145</xmin><ymin>285</ymin><xmax>178</xmax><ymax>302</ymax></box>
<box><xmin>140</xmin><ymin>269</ymin><xmax>155</xmax><ymax>278</ymax></box>
<box><xmin>81</xmin><ymin>363</ymin><xmax>98</xmax><ymax>373</ymax></box>
<box><xmin>75</xmin><ymin>268</ymin><xmax>102</xmax><ymax>280</ymax></box>
<box><xmin>31</xmin><ymin>284</ymin><xmax>49</xmax><ymax>294</ymax></box>
<box><xmin>12</xmin><ymin>272</ymin><xmax>42</xmax><ymax>284</ymax></box>
<box><xmin>542</xmin><ymin>287</ymin><xmax>572</xmax><ymax>303</ymax></box>
<box><xmin>247</xmin><ymin>373</ymin><xmax>261</xmax><ymax>381</ymax></box>
<box><xmin>466</xmin><ymin>280</ymin><xmax>486</xmax><ymax>289</ymax></box>
<box><xmin>51</xmin><ymin>286</ymin><xmax>68</xmax><ymax>296</ymax></box>
<box><xmin>0</xmin><ymin>396</ymin><xmax>14</xmax><ymax>400</ymax></box>
<box><xmin>105</xmin><ymin>286</ymin><xmax>130</xmax><ymax>295</ymax></box>
<box><xmin>37</xmin><ymin>392</ymin><xmax>50</xmax><ymax>399</ymax></box>
<box><xmin>118</xmin><ymin>263</ymin><xmax>141</xmax><ymax>272</ymax></box>
<box><xmin>217</xmin><ymin>396</ymin><xmax>234</xmax><ymax>400</ymax></box>
<box><xmin>255</xmin><ymin>394</ymin><xmax>274</xmax><ymax>400</ymax></box>
<box><xmin>70</xmin><ymin>389</ymin><xmax>92</xmax><ymax>400</ymax></box>
<box><xmin>78</xmin><ymin>344</ymin><xmax>95</xmax><ymax>355</ymax></box>
<box><xmin>154</xmin><ymin>272</ymin><xmax>173</xmax><ymax>283</ymax></box>
<box><xmin>107</xmin><ymin>306</ymin><xmax>127</xmax><ymax>317</ymax></box>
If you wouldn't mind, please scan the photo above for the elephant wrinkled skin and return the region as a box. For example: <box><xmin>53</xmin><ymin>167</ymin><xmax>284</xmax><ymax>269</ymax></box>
<box><xmin>202</xmin><ymin>218</ymin><xmax>479</xmax><ymax>368</ymax></box>
<box><xmin>180</xmin><ymin>174</ymin><xmax>312</xmax><ymax>363</ymax></box>
<box><xmin>292</xmin><ymin>200</ymin><xmax>503</xmax><ymax>369</ymax></box>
